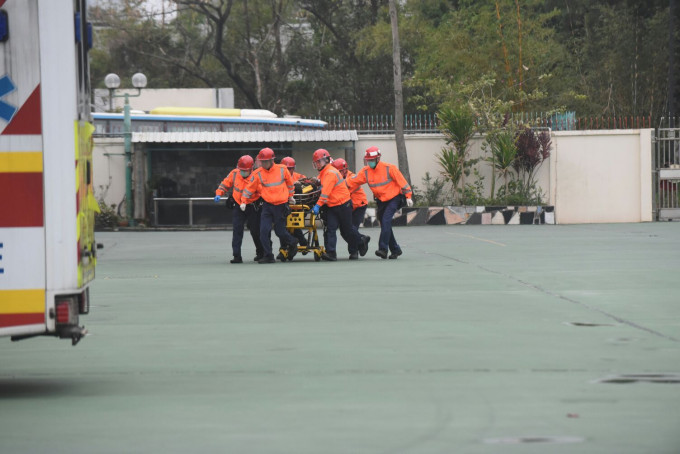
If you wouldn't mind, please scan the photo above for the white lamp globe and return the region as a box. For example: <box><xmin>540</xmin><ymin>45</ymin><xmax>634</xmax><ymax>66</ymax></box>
<box><xmin>104</xmin><ymin>73</ymin><xmax>121</xmax><ymax>89</ymax></box>
<box><xmin>131</xmin><ymin>73</ymin><xmax>147</xmax><ymax>89</ymax></box>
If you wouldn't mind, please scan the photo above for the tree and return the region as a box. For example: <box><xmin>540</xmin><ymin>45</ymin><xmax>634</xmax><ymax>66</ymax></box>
<box><xmin>542</xmin><ymin>0</ymin><xmax>674</xmax><ymax>118</ymax></box>
<box><xmin>389</xmin><ymin>0</ymin><xmax>410</xmax><ymax>183</ymax></box>
<box><xmin>406</xmin><ymin>0</ymin><xmax>565</xmax><ymax>115</ymax></box>
<box><xmin>89</xmin><ymin>0</ymin><xmax>680</xmax><ymax>120</ymax></box>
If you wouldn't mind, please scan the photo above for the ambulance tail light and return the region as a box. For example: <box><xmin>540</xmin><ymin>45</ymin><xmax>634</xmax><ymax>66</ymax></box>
<box><xmin>55</xmin><ymin>296</ymin><xmax>78</xmax><ymax>325</ymax></box>
<box><xmin>53</xmin><ymin>293</ymin><xmax>88</xmax><ymax>346</ymax></box>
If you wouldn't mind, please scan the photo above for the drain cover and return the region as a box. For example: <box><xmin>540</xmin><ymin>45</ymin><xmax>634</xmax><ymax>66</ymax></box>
<box><xmin>595</xmin><ymin>374</ymin><xmax>680</xmax><ymax>384</ymax></box>
<box><xmin>484</xmin><ymin>436</ymin><xmax>584</xmax><ymax>445</ymax></box>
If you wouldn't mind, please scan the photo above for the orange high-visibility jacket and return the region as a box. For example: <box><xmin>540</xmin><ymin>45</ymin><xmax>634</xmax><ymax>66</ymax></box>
<box><xmin>290</xmin><ymin>171</ymin><xmax>306</xmax><ymax>182</ymax></box>
<box><xmin>345</xmin><ymin>170</ymin><xmax>368</xmax><ymax>210</ymax></box>
<box><xmin>242</xmin><ymin>163</ymin><xmax>294</xmax><ymax>205</ymax></box>
<box><xmin>348</xmin><ymin>161</ymin><xmax>412</xmax><ymax>202</ymax></box>
<box><xmin>316</xmin><ymin>165</ymin><xmax>351</xmax><ymax>208</ymax></box>
<box><xmin>215</xmin><ymin>169</ymin><xmax>253</xmax><ymax>205</ymax></box>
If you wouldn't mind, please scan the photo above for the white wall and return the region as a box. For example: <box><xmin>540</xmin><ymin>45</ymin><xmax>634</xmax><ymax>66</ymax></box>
<box><xmin>353</xmin><ymin>130</ymin><xmax>651</xmax><ymax>224</ymax></box>
<box><xmin>551</xmin><ymin>129</ymin><xmax>652</xmax><ymax>223</ymax></box>
<box><xmin>93</xmin><ymin>88</ymin><xmax>235</xmax><ymax>113</ymax></box>
<box><xmin>93</xmin><ymin>138</ymin><xmax>127</xmax><ymax>210</ymax></box>
<box><xmin>353</xmin><ymin>134</ymin><xmax>550</xmax><ymax>203</ymax></box>
<box><xmin>93</xmin><ymin>129</ymin><xmax>653</xmax><ymax>224</ymax></box>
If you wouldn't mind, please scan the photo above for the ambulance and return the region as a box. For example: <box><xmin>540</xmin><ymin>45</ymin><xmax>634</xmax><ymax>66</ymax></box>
<box><xmin>0</xmin><ymin>0</ymin><xmax>97</xmax><ymax>345</ymax></box>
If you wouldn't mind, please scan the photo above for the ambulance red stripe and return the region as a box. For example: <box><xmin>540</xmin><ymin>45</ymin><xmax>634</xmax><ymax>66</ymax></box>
<box><xmin>0</xmin><ymin>173</ymin><xmax>44</xmax><ymax>227</ymax></box>
<box><xmin>0</xmin><ymin>313</ymin><xmax>44</xmax><ymax>328</ymax></box>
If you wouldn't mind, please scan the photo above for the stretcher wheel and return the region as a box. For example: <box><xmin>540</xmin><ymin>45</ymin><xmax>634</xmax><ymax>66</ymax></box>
<box><xmin>314</xmin><ymin>250</ymin><xmax>321</xmax><ymax>262</ymax></box>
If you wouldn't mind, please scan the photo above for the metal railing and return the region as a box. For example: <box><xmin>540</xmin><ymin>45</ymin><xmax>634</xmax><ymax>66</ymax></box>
<box><xmin>95</xmin><ymin>113</ymin><xmax>678</xmax><ymax>137</ymax></box>
<box><xmin>317</xmin><ymin>112</ymin><xmax>664</xmax><ymax>134</ymax></box>
<box><xmin>153</xmin><ymin>197</ymin><xmax>228</xmax><ymax>226</ymax></box>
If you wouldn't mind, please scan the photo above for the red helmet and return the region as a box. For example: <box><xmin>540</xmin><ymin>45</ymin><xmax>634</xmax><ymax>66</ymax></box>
<box><xmin>237</xmin><ymin>155</ymin><xmax>254</xmax><ymax>171</ymax></box>
<box><xmin>281</xmin><ymin>156</ymin><xmax>296</xmax><ymax>170</ymax></box>
<box><xmin>331</xmin><ymin>158</ymin><xmax>348</xmax><ymax>174</ymax></box>
<box><xmin>364</xmin><ymin>146</ymin><xmax>381</xmax><ymax>161</ymax></box>
<box><xmin>313</xmin><ymin>149</ymin><xmax>331</xmax><ymax>171</ymax></box>
<box><xmin>257</xmin><ymin>147</ymin><xmax>275</xmax><ymax>161</ymax></box>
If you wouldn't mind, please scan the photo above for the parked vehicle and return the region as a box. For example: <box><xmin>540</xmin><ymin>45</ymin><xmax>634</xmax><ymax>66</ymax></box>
<box><xmin>0</xmin><ymin>0</ymin><xmax>96</xmax><ymax>345</ymax></box>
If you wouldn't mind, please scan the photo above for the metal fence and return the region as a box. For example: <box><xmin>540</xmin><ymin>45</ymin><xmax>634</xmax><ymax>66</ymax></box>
<box><xmin>153</xmin><ymin>198</ymin><xmax>231</xmax><ymax>226</ymax></box>
<box><xmin>94</xmin><ymin>112</ymin><xmax>677</xmax><ymax>137</ymax></box>
<box><xmin>318</xmin><ymin>113</ymin><xmax>669</xmax><ymax>134</ymax></box>
<box><xmin>653</xmin><ymin>125</ymin><xmax>680</xmax><ymax>221</ymax></box>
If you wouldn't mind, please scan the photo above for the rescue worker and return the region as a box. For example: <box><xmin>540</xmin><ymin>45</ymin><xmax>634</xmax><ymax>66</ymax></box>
<box><xmin>241</xmin><ymin>147</ymin><xmax>298</xmax><ymax>263</ymax></box>
<box><xmin>214</xmin><ymin>155</ymin><xmax>265</xmax><ymax>263</ymax></box>
<box><xmin>332</xmin><ymin>158</ymin><xmax>370</xmax><ymax>256</ymax></box>
<box><xmin>281</xmin><ymin>156</ymin><xmax>306</xmax><ymax>181</ymax></box>
<box><xmin>311</xmin><ymin>149</ymin><xmax>361</xmax><ymax>261</ymax></box>
<box><xmin>347</xmin><ymin>146</ymin><xmax>413</xmax><ymax>259</ymax></box>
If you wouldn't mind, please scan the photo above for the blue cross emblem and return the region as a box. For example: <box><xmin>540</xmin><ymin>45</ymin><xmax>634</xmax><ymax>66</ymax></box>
<box><xmin>0</xmin><ymin>75</ymin><xmax>18</xmax><ymax>123</ymax></box>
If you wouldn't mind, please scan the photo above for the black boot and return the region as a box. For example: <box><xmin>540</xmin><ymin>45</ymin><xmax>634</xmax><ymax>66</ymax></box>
<box><xmin>359</xmin><ymin>235</ymin><xmax>370</xmax><ymax>257</ymax></box>
<box><xmin>388</xmin><ymin>249</ymin><xmax>402</xmax><ymax>260</ymax></box>
<box><xmin>321</xmin><ymin>250</ymin><xmax>337</xmax><ymax>261</ymax></box>
<box><xmin>258</xmin><ymin>254</ymin><xmax>276</xmax><ymax>264</ymax></box>
<box><xmin>375</xmin><ymin>249</ymin><xmax>388</xmax><ymax>259</ymax></box>
<box><xmin>230</xmin><ymin>255</ymin><xmax>243</xmax><ymax>264</ymax></box>
<box><xmin>287</xmin><ymin>240</ymin><xmax>299</xmax><ymax>261</ymax></box>
<box><xmin>349</xmin><ymin>252</ymin><xmax>359</xmax><ymax>260</ymax></box>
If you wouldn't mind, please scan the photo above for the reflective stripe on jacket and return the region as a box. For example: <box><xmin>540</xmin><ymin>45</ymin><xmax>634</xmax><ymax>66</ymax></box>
<box><xmin>316</xmin><ymin>165</ymin><xmax>350</xmax><ymax>208</ymax></box>
<box><xmin>347</xmin><ymin>160</ymin><xmax>412</xmax><ymax>202</ymax></box>
<box><xmin>242</xmin><ymin>164</ymin><xmax>294</xmax><ymax>205</ymax></box>
<box><xmin>345</xmin><ymin>170</ymin><xmax>367</xmax><ymax>209</ymax></box>
<box><xmin>215</xmin><ymin>169</ymin><xmax>252</xmax><ymax>205</ymax></box>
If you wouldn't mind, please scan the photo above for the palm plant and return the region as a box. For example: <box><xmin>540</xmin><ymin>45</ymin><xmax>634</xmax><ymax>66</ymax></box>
<box><xmin>437</xmin><ymin>147</ymin><xmax>463</xmax><ymax>198</ymax></box>
<box><xmin>438</xmin><ymin>106</ymin><xmax>476</xmax><ymax>203</ymax></box>
<box><xmin>486</xmin><ymin>131</ymin><xmax>518</xmax><ymax>200</ymax></box>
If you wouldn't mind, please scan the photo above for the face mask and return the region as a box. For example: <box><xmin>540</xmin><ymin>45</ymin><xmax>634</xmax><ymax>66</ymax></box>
<box><xmin>240</xmin><ymin>170</ymin><xmax>250</xmax><ymax>178</ymax></box>
<box><xmin>368</xmin><ymin>160</ymin><xmax>377</xmax><ymax>169</ymax></box>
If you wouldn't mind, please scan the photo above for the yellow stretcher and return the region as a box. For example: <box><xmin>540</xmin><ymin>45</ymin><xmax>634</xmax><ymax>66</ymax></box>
<box><xmin>277</xmin><ymin>182</ymin><xmax>325</xmax><ymax>262</ymax></box>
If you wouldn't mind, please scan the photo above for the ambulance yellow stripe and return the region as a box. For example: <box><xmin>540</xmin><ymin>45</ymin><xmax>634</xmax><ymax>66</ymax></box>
<box><xmin>0</xmin><ymin>289</ymin><xmax>45</xmax><ymax>314</ymax></box>
<box><xmin>0</xmin><ymin>152</ymin><xmax>43</xmax><ymax>172</ymax></box>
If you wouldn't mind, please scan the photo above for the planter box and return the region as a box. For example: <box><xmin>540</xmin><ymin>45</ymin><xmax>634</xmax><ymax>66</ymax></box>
<box><xmin>363</xmin><ymin>206</ymin><xmax>555</xmax><ymax>227</ymax></box>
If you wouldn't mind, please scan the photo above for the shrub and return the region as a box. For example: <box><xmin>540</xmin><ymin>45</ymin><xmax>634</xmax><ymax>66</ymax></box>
<box><xmin>95</xmin><ymin>200</ymin><xmax>119</xmax><ymax>230</ymax></box>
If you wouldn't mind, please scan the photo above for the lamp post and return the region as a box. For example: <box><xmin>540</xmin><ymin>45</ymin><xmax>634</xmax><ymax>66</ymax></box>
<box><xmin>104</xmin><ymin>72</ymin><xmax>147</xmax><ymax>227</ymax></box>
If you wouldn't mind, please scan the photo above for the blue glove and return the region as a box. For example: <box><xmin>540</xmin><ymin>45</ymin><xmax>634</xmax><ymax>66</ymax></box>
<box><xmin>312</xmin><ymin>205</ymin><xmax>320</xmax><ymax>215</ymax></box>
<box><xmin>213</xmin><ymin>195</ymin><xmax>221</xmax><ymax>203</ymax></box>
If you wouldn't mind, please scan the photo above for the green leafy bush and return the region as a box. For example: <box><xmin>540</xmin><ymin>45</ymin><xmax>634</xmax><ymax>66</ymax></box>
<box><xmin>95</xmin><ymin>200</ymin><xmax>119</xmax><ymax>230</ymax></box>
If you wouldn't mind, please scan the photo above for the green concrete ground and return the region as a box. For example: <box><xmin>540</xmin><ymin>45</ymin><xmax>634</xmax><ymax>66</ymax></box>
<box><xmin>1</xmin><ymin>223</ymin><xmax>679</xmax><ymax>453</ymax></box>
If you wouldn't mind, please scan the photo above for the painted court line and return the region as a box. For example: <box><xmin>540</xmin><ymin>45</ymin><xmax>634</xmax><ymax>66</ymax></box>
<box><xmin>428</xmin><ymin>251</ymin><xmax>679</xmax><ymax>343</ymax></box>
<box><xmin>444</xmin><ymin>231</ymin><xmax>506</xmax><ymax>247</ymax></box>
